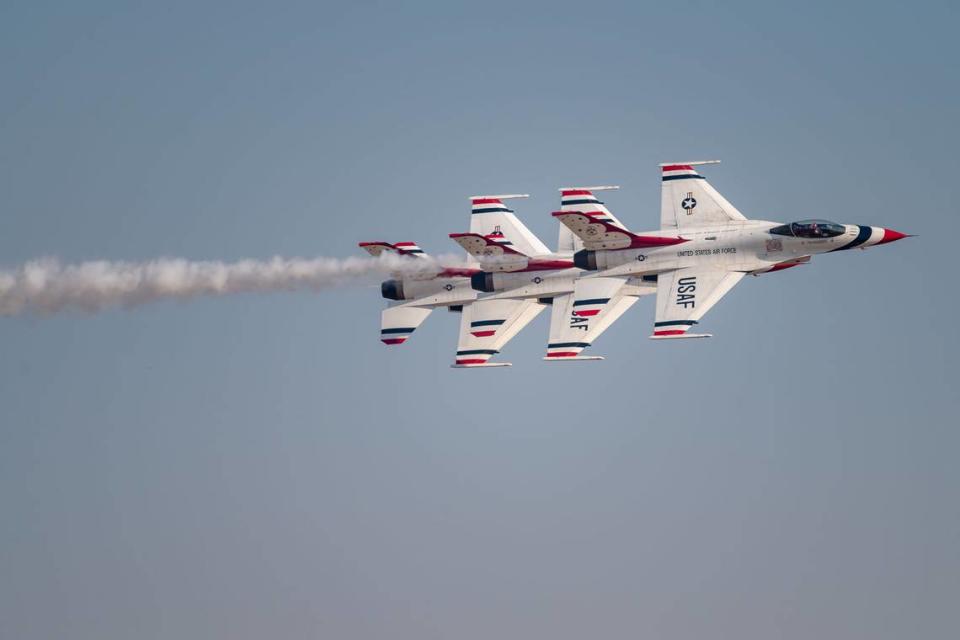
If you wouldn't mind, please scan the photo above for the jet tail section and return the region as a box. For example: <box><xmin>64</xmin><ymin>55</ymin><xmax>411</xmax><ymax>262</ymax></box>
<box><xmin>448</xmin><ymin>232</ymin><xmax>527</xmax><ymax>257</ymax></box>
<box><xmin>359</xmin><ymin>241</ymin><xmax>428</xmax><ymax>258</ymax></box>
<box><xmin>659</xmin><ymin>160</ymin><xmax>748</xmax><ymax>231</ymax></box>
<box><xmin>469</xmin><ymin>194</ymin><xmax>550</xmax><ymax>257</ymax></box>
<box><xmin>359</xmin><ymin>241</ymin><xmax>396</xmax><ymax>257</ymax></box>
<box><xmin>557</xmin><ymin>186</ymin><xmax>625</xmax><ymax>252</ymax></box>
<box><xmin>449</xmin><ymin>232</ymin><xmax>530</xmax><ymax>272</ymax></box>
<box><xmin>552</xmin><ymin>212</ymin><xmax>687</xmax><ymax>251</ymax></box>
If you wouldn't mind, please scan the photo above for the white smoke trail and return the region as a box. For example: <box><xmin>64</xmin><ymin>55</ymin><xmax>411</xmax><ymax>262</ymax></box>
<box><xmin>0</xmin><ymin>254</ymin><xmax>461</xmax><ymax>316</ymax></box>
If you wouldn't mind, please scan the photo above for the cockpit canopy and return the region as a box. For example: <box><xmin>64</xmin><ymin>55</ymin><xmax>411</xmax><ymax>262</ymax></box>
<box><xmin>769</xmin><ymin>219</ymin><xmax>846</xmax><ymax>239</ymax></box>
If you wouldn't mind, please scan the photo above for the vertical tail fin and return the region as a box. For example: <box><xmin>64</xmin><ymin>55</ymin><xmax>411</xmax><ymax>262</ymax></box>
<box><xmin>557</xmin><ymin>186</ymin><xmax>626</xmax><ymax>253</ymax></box>
<box><xmin>659</xmin><ymin>161</ymin><xmax>747</xmax><ymax>231</ymax></box>
<box><xmin>469</xmin><ymin>194</ymin><xmax>550</xmax><ymax>257</ymax></box>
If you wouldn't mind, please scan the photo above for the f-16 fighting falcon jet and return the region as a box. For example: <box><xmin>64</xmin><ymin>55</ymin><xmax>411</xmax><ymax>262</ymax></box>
<box><xmin>363</xmin><ymin>195</ymin><xmax>568</xmax><ymax>367</ymax></box>
<box><xmin>358</xmin><ymin>240</ymin><xmax>479</xmax><ymax>345</ymax></box>
<box><xmin>555</xmin><ymin>161</ymin><xmax>910</xmax><ymax>340</ymax></box>
<box><xmin>453</xmin><ymin>187</ymin><xmax>678</xmax><ymax>362</ymax></box>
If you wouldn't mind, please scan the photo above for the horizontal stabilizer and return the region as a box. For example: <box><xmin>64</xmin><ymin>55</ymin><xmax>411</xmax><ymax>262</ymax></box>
<box><xmin>391</xmin><ymin>241</ymin><xmax>426</xmax><ymax>256</ymax></box>
<box><xmin>358</xmin><ymin>241</ymin><xmax>426</xmax><ymax>258</ymax></box>
<box><xmin>552</xmin><ymin>211</ymin><xmax>688</xmax><ymax>251</ymax></box>
<box><xmin>449</xmin><ymin>232</ymin><xmax>526</xmax><ymax>257</ymax></box>
<box><xmin>449</xmin><ymin>232</ymin><xmax>530</xmax><ymax>272</ymax></box>
<box><xmin>649</xmin><ymin>333</ymin><xmax>713</xmax><ymax>340</ymax></box>
<box><xmin>542</xmin><ymin>355</ymin><xmax>605</xmax><ymax>361</ymax></box>
<box><xmin>358</xmin><ymin>241</ymin><xmax>396</xmax><ymax>257</ymax></box>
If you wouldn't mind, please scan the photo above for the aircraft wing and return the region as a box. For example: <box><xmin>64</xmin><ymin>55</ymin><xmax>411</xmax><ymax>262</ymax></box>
<box><xmin>453</xmin><ymin>298</ymin><xmax>546</xmax><ymax>367</ymax></box>
<box><xmin>544</xmin><ymin>276</ymin><xmax>653</xmax><ymax>360</ymax></box>
<box><xmin>651</xmin><ymin>267</ymin><xmax>745</xmax><ymax>339</ymax></box>
<box><xmin>380</xmin><ymin>303</ymin><xmax>433</xmax><ymax>345</ymax></box>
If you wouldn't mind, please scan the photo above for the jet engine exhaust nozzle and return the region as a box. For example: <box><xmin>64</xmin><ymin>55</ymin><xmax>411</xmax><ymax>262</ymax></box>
<box><xmin>381</xmin><ymin>279</ymin><xmax>405</xmax><ymax>300</ymax></box>
<box><xmin>470</xmin><ymin>271</ymin><xmax>496</xmax><ymax>293</ymax></box>
<box><xmin>573</xmin><ymin>249</ymin><xmax>598</xmax><ymax>271</ymax></box>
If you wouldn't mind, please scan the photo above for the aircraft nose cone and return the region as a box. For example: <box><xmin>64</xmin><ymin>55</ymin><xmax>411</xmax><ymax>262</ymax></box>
<box><xmin>876</xmin><ymin>228</ymin><xmax>910</xmax><ymax>245</ymax></box>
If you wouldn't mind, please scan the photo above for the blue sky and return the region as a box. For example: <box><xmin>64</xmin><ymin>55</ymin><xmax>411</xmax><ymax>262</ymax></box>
<box><xmin>1</xmin><ymin>2</ymin><xmax>957</xmax><ymax>638</ymax></box>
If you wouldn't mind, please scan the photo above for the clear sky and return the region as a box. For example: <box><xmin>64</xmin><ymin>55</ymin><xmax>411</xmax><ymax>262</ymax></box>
<box><xmin>1</xmin><ymin>2</ymin><xmax>957</xmax><ymax>638</ymax></box>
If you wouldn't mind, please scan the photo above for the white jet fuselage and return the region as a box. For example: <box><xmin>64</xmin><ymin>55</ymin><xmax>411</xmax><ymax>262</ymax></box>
<box><xmin>580</xmin><ymin>221</ymin><xmax>890</xmax><ymax>277</ymax></box>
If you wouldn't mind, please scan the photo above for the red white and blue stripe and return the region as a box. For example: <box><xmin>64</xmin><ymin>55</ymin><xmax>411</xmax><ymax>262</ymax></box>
<box><xmin>454</xmin><ymin>348</ymin><xmax>499</xmax><ymax>365</ymax></box>
<box><xmin>571</xmin><ymin>297</ymin><xmax>610</xmax><ymax>317</ymax></box>
<box><xmin>545</xmin><ymin>341</ymin><xmax>591</xmax><ymax>358</ymax></box>
<box><xmin>392</xmin><ymin>241</ymin><xmax>425</xmax><ymax>256</ymax></box>
<box><xmin>484</xmin><ymin>229</ymin><xmax>515</xmax><ymax>248</ymax></box>
<box><xmin>830</xmin><ymin>226</ymin><xmax>908</xmax><ymax>252</ymax></box>
<box><xmin>471</xmin><ymin>198</ymin><xmax>514</xmax><ymax>215</ymax></box>
<box><xmin>661</xmin><ymin>165</ymin><xmax>705</xmax><ymax>182</ymax></box>
<box><xmin>653</xmin><ymin>320</ymin><xmax>697</xmax><ymax>336</ymax></box>
<box><xmin>560</xmin><ymin>189</ymin><xmax>617</xmax><ymax>223</ymax></box>
<box><xmin>381</xmin><ymin>326</ymin><xmax>417</xmax><ymax>345</ymax></box>
<box><xmin>470</xmin><ymin>318</ymin><xmax>505</xmax><ymax>337</ymax></box>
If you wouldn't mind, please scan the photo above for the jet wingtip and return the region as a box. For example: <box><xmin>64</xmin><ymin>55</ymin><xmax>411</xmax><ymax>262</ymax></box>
<box><xmin>450</xmin><ymin>362</ymin><xmax>512</xmax><ymax>369</ymax></box>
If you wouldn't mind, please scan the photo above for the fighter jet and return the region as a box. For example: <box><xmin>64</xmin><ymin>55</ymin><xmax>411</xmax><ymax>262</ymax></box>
<box><xmin>555</xmin><ymin>161</ymin><xmax>910</xmax><ymax>340</ymax></box>
<box><xmin>362</xmin><ymin>195</ymin><xmax>557</xmax><ymax>367</ymax></box>
<box><xmin>454</xmin><ymin>187</ymin><xmax>664</xmax><ymax>362</ymax></box>
<box><xmin>358</xmin><ymin>241</ymin><xmax>478</xmax><ymax>345</ymax></box>
<box><xmin>445</xmin><ymin>194</ymin><xmax>562</xmax><ymax>367</ymax></box>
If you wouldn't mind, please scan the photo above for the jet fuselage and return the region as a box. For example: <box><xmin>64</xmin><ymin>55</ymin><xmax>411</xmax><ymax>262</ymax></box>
<box><xmin>574</xmin><ymin>221</ymin><xmax>906</xmax><ymax>277</ymax></box>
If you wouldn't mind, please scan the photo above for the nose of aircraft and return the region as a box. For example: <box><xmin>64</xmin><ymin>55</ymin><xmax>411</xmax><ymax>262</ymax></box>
<box><xmin>875</xmin><ymin>228</ymin><xmax>911</xmax><ymax>245</ymax></box>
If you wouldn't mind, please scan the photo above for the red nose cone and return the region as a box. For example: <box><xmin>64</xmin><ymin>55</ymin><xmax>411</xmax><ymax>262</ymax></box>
<box><xmin>876</xmin><ymin>228</ymin><xmax>909</xmax><ymax>245</ymax></box>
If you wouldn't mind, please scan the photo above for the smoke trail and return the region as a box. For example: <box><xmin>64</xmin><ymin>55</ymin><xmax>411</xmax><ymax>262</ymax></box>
<box><xmin>0</xmin><ymin>254</ymin><xmax>456</xmax><ymax>316</ymax></box>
